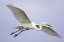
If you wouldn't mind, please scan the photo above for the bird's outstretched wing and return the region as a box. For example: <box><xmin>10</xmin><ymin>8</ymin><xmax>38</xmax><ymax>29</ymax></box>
<box><xmin>6</xmin><ymin>4</ymin><xmax>31</xmax><ymax>23</ymax></box>
<box><xmin>42</xmin><ymin>26</ymin><xmax>62</xmax><ymax>38</ymax></box>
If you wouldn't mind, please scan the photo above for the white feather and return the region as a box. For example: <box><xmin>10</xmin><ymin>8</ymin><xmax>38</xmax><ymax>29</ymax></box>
<box><xmin>6</xmin><ymin>4</ymin><xmax>62</xmax><ymax>38</ymax></box>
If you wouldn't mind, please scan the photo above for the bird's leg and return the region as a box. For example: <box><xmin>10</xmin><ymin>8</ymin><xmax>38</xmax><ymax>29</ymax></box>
<box><xmin>13</xmin><ymin>28</ymin><xmax>30</xmax><ymax>38</ymax></box>
<box><xmin>14</xmin><ymin>30</ymin><xmax>25</xmax><ymax>38</ymax></box>
<box><xmin>10</xmin><ymin>29</ymin><xmax>21</xmax><ymax>35</ymax></box>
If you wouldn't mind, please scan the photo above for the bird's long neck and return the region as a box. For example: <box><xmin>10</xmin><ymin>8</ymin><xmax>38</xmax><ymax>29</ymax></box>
<box><xmin>33</xmin><ymin>24</ymin><xmax>42</xmax><ymax>31</ymax></box>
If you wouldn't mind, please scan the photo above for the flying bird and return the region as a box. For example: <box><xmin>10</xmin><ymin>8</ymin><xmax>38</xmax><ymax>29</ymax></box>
<box><xmin>6</xmin><ymin>4</ymin><xmax>62</xmax><ymax>38</ymax></box>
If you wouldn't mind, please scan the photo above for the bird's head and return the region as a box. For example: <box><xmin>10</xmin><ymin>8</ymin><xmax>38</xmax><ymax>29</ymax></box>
<box><xmin>40</xmin><ymin>22</ymin><xmax>52</xmax><ymax>27</ymax></box>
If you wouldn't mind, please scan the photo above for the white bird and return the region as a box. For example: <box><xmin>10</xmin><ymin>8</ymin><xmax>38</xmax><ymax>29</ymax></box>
<box><xmin>6</xmin><ymin>4</ymin><xmax>62</xmax><ymax>38</ymax></box>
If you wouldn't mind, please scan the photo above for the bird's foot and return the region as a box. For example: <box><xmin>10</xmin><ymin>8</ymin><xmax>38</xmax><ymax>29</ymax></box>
<box><xmin>10</xmin><ymin>32</ymin><xmax>15</xmax><ymax>35</ymax></box>
<box><xmin>10</xmin><ymin>29</ymin><xmax>21</xmax><ymax>35</ymax></box>
<box><xmin>13</xmin><ymin>30</ymin><xmax>25</xmax><ymax>38</ymax></box>
<box><xmin>14</xmin><ymin>34</ymin><xmax>18</xmax><ymax>38</ymax></box>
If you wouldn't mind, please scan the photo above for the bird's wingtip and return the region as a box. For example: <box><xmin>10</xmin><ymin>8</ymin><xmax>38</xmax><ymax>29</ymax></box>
<box><xmin>58</xmin><ymin>36</ymin><xmax>62</xmax><ymax>38</ymax></box>
<box><xmin>56</xmin><ymin>34</ymin><xmax>62</xmax><ymax>38</ymax></box>
<box><xmin>6</xmin><ymin>3</ymin><xmax>13</xmax><ymax>7</ymax></box>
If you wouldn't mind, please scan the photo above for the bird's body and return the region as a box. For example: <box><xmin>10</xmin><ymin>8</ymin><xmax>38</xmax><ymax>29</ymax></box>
<box><xmin>6</xmin><ymin>4</ymin><xmax>62</xmax><ymax>38</ymax></box>
<box><xmin>15</xmin><ymin>22</ymin><xmax>42</xmax><ymax>31</ymax></box>
<box><xmin>21</xmin><ymin>22</ymin><xmax>36</xmax><ymax>29</ymax></box>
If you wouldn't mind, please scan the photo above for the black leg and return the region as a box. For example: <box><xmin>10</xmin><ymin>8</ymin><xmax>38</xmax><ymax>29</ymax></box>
<box><xmin>14</xmin><ymin>30</ymin><xmax>25</xmax><ymax>38</ymax></box>
<box><xmin>10</xmin><ymin>29</ymin><xmax>20</xmax><ymax>35</ymax></box>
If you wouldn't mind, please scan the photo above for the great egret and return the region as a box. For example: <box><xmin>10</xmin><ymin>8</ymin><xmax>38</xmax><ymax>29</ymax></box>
<box><xmin>6</xmin><ymin>4</ymin><xmax>61</xmax><ymax>38</ymax></box>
